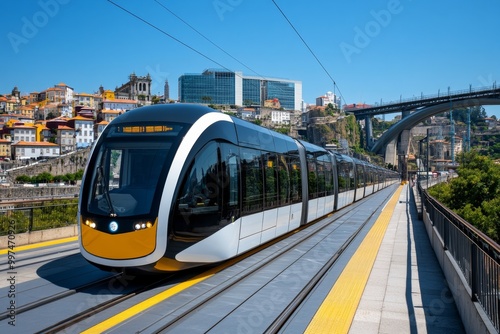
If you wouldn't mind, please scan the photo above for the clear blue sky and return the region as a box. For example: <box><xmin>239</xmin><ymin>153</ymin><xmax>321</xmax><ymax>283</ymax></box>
<box><xmin>1</xmin><ymin>0</ymin><xmax>500</xmax><ymax>117</ymax></box>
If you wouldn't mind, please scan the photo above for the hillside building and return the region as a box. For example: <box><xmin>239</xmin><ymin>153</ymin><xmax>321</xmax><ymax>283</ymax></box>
<box><xmin>114</xmin><ymin>72</ymin><xmax>152</xmax><ymax>104</ymax></box>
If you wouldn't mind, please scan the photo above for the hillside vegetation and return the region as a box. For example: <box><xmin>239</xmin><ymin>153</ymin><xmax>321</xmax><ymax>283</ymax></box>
<box><xmin>428</xmin><ymin>151</ymin><xmax>500</xmax><ymax>243</ymax></box>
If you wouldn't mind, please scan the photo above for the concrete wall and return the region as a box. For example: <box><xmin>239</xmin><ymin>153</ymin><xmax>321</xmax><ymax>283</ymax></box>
<box><xmin>0</xmin><ymin>224</ymin><xmax>78</xmax><ymax>249</ymax></box>
<box><xmin>422</xmin><ymin>208</ymin><xmax>497</xmax><ymax>334</ymax></box>
<box><xmin>0</xmin><ymin>185</ymin><xmax>80</xmax><ymax>202</ymax></box>
<box><xmin>4</xmin><ymin>148</ymin><xmax>91</xmax><ymax>182</ymax></box>
<box><xmin>384</xmin><ymin>139</ymin><xmax>397</xmax><ymax>166</ymax></box>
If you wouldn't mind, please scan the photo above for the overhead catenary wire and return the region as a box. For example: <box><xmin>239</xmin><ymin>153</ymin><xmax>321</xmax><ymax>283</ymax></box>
<box><xmin>107</xmin><ymin>0</ymin><xmax>293</xmax><ymax>105</ymax></box>
<box><xmin>271</xmin><ymin>0</ymin><xmax>347</xmax><ymax>107</ymax></box>
<box><xmin>106</xmin><ymin>0</ymin><xmax>234</xmax><ymax>74</ymax></box>
<box><xmin>154</xmin><ymin>0</ymin><xmax>266</xmax><ymax>80</ymax></box>
<box><xmin>154</xmin><ymin>0</ymin><xmax>295</xmax><ymax>99</ymax></box>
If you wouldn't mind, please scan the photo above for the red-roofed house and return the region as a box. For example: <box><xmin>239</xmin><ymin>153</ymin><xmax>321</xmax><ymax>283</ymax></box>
<box><xmin>9</xmin><ymin>124</ymin><xmax>36</xmax><ymax>143</ymax></box>
<box><xmin>45</xmin><ymin>117</ymin><xmax>69</xmax><ymax>130</ymax></box>
<box><xmin>5</xmin><ymin>97</ymin><xmax>17</xmax><ymax>112</ymax></box>
<box><xmin>0</xmin><ymin>139</ymin><xmax>11</xmax><ymax>159</ymax></box>
<box><xmin>45</xmin><ymin>86</ymin><xmax>65</xmax><ymax>103</ymax></box>
<box><xmin>68</xmin><ymin>115</ymin><xmax>94</xmax><ymax>148</ymax></box>
<box><xmin>16</xmin><ymin>105</ymin><xmax>36</xmax><ymax>119</ymax></box>
<box><xmin>100</xmin><ymin>109</ymin><xmax>121</xmax><ymax>123</ymax></box>
<box><xmin>56</xmin><ymin>125</ymin><xmax>76</xmax><ymax>153</ymax></box>
<box><xmin>0</xmin><ymin>96</ymin><xmax>7</xmax><ymax>112</ymax></box>
<box><xmin>343</xmin><ymin>103</ymin><xmax>373</xmax><ymax>112</ymax></box>
<box><xmin>95</xmin><ymin>120</ymin><xmax>109</xmax><ymax>140</ymax></box>
<box><xmin>101</xmin><ymin>98</ymin><xmax>137</xmax><ymax>112</ymax></box>
<box><xmin>12</xmin><ymin>141</ymin><xmax>60</xmax><ymax>160</ymax></box>
<box><xmin>74</xmin><ymin>105</ymin><xmax>95</xmax><ymax>118</ymax></box>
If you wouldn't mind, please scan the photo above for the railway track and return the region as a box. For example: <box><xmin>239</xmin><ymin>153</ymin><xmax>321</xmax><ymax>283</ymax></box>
<box><xmin>138</xmin><ymin>190</ymin><xmax>384</xmax><ymax>334</ymax></box>
<box><xmin>74</xmin><ymin>186</ymin><xmax>396</xmax><ymax>333</ymax></box>
<box><xmin>0</xmin><ymin>185</ymin><xmax>397</xmax><ymax>333</ymax></box>
<box><xmin>0</xmin><ymin>243</ymin><xmax>79</xmax><ymax>272</ymax></box>
<box><xmin>35</xmin><ymin>273</ymin><xmax>177</xmax><ymax>334</ymax></box>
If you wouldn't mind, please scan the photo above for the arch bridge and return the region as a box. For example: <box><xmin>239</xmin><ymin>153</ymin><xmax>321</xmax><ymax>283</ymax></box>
<box><xmin>349</xmin><ymin>85</ymin><xmax>500</xmax><ymax>177</ymax></box>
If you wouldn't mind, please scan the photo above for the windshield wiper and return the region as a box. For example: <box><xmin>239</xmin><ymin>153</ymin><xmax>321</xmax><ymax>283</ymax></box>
<box><xmin>98</xmin><ymin>166</ymin><xmax>117</xmax><ymax>217</ymax></box>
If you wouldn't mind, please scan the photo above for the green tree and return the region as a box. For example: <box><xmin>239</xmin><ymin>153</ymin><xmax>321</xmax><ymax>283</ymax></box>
<box><xmin>151</xmin><ymin>95</ymin><xmax>161</xmax><ymax>104</ymax></box>
<box><xmin>35</xmin><ymin>172</ymin><xmax>53</xmax><ymax>183</ymax></box>
<box><xmin>16</xmin><ymin>175</ymin><xmax>31</xmax><ymax>183</ymax></box>
<box><xmin>429</xmin><ymin>151</ymin><xmax>500</xmax><ymax>242</ymax></box>
<box><xmin>325</xmin><ymin>103</ymin><xmax>339</xmax><ymax>116</ymax></box>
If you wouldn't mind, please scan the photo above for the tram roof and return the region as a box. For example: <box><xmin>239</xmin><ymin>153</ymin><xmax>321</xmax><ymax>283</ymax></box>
<box><xmin>112</xmin><ymin>103</ymin><xmax>220</xmax><ymax>125</ymax></box>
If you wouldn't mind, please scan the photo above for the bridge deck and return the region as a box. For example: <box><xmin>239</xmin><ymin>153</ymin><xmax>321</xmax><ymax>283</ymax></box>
<box><xmin>350</xmin><ymin>85</ymin><xmax>500</xmax><ymax>117</ymax></box>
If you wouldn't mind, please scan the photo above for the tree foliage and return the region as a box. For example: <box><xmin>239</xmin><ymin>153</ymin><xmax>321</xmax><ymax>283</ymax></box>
<box><xmin>324</xmin><ymin>103</ymin><xmax>339</xmax><ymax>116</ymax></box>
<box><xmin>428</xmin><ymin>151</ymin><xmax>500</xmax><ymax>242</ymax></box>
<box><xmin>451</xmin><ymin>106</ymin><xmax>487</xmax><ymax>124</ymax></box>
<box><xmin>15</xmin><ymin>170</ymin><xmax>84</xmax><ymax>184</ymax></box>
<box><xmin>0</xmin><ymin>200</ymin><xmax>78</xmax><ymax>235</ymax></box>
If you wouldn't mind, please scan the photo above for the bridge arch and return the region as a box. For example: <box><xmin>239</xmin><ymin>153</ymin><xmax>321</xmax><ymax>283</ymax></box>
<box><xmin>369</xmin><ymin>97</ymin><xmax>500</xmax><ymax>155</ymax></box>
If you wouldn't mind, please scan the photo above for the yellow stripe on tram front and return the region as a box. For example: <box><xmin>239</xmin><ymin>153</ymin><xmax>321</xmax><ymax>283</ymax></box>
<box><xmin>305</xmin><ymin>185</ymin><xmax>403</xmax><ymax>334</ymax></box>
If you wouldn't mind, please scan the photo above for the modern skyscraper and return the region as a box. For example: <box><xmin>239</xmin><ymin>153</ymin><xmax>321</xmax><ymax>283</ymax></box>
<box><xmin>178</xmin><ymin>69</ymin><xmax>302</xmax><ymax>110</ymax></box>
<box><xmin>164</xmin><ymin>79</ymin><xmax>170</xmax><ymax>101</ymax></box>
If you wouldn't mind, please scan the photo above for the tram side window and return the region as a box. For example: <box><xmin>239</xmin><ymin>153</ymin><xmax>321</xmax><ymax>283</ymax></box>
<box><xmin>337</xmin><ymin>161</ymin><xmax>351</xmax><ymax>193</ymax></box>
<box><xmin>277</xmin><ymin>154</ymin><xmax>290</xmax><ymax>206</ymax></box>
<box><xmin>241</xmin><ymin>148</ymin><xmax>263</xmax><ymax>214</ymax></box>
<box><xmin>316</xmin><ymin>154</ymin><xmax>333</xmax><ymax>197</ymax></box>
<box><xmin>316</xmin><ymin>158</ymin><xmax>326</xmax><ymax>197</ymax></box>
<box><xmin>288</xmin><ymin>155</ymin><xmax>302</xmax><ymax>203</ymax></box>
<box><xmin>320</xmin><ymin>155</ymin><xmax>334</xmax><ymax>196</ymax></box>
<box><xmin>356</xmin><ymin>164</ymin><xmax>365</xmax><ymax>188</ymax></box>
<box><xmin>220</xmin><ymin>143</ymin><xmax>239</xmax><ymax>221</ymax></box>
<box><xmin>307</xmin><ymin>156</ymin><xmax>317</xmax><ymax>199</ymax></box>
<box><xmin>365</xmin><ymin>167</ymin><xmax>372</xmax><ymax>186</ymax></box>
<box><xmin>264</xmin><ymin>152</ymin><xmax>278</xmax><ymax>210</ymax></box>
<box><xmin>174</xmin><ymin>142</ymin><xmax>221</xmax><ymax>237</ymax></box>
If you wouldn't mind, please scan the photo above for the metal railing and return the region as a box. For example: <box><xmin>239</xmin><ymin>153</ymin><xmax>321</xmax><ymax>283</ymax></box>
<box><xmin>348</xmin><ymin>84</ymin><xmax>500</xmax><ymax>117</ymax></box>
<box><xmin>421</xmin><ymin>186</ymin><xmax>500</xmax><ymax>332</ymax></box>
<box><xmin>360</xmin><ymin>83</ymin><xmax>499</xmax><ymax>110</ymax></box>
<box><xmin>0</xmin><ymin>202</ymin><xmax>78</xmax><ymax>236</ymax></box>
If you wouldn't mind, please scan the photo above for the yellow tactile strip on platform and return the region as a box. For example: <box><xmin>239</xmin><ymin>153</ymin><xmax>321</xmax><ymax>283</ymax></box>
<box><xmin>305</xmin><ymin>185</ymin><xmax>403</xmax><ymax>334</ymax></box>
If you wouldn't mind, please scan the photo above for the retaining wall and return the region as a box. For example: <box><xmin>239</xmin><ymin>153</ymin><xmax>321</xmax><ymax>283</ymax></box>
<box><xmin>422</xmin><ymin>206</ymin><xmax>497</xmax><ymax>333</ymax></box>
<box><xmin>0</xmin><ymin>224</ymin><xmax>78</xmax><ymax>249</ymax></box>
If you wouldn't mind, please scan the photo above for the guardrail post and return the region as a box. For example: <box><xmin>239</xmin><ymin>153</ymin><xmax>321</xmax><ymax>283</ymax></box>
<box><xmin>471</xmin><ymin>242</ymin><xmax>478</xmax><ymax>302</ymax></box>
<box><xmin>28</xmin><ymin>207</ymin><xmax>34</xmax><ymax>232</ymax></box>
<box><xmin>443</xmin><ymin>215</ymin><xmax>449</xmax><ymax>250</ymax></box>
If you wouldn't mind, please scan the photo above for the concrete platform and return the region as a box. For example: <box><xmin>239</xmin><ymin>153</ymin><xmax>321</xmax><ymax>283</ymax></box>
<box><xmin>348</xmin><ymin>184</ymin><xmax>465</xmax><ymax>333</ymax></box>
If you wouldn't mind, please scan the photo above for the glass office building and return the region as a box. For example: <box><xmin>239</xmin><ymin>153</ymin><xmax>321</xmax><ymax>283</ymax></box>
<box><xmin>179</xmin><ymin>69</ymin><xmax>302</xmax><ymax>110</ymax></box>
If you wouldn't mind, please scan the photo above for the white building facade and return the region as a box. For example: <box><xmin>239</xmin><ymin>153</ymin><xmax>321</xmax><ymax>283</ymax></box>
<box><xmin>72</xmin><ymin>116</ymin><xmax>95</xmax><ymax>149</ymax></box>
<box><xmin>11</xmin><ymin>126</ymin><xmax>36</xmax><ymax>143</ymax></box>
<box><xmin>13</xmin><ymin>142</ymin><xmax>60</xmax><ymax>160</ymax></box>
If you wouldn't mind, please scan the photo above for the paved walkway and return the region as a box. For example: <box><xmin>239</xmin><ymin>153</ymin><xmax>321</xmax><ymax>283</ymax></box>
<box><xmin>348</xmin><ymin>184</ymin><xmax>465</xmax><ymax>334</ymax></box>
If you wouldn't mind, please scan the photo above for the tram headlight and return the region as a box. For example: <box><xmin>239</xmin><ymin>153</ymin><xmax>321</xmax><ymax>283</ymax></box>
<box><xmin>134</xmin><ymin>221</ymin><xmax>153</xmax><ymax>230</ymax></box>
<box><xmin>109</xmin><ymin>221</ymin><xmax>118</xmax><ymax>233</ymax></box>
<box><xmin>85</xmin><ymin>219</ymin><xmax>96</xmax><ymax>229</ymax></box>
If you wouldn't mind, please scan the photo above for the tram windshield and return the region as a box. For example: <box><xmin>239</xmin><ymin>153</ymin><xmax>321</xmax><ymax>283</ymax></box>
<box><xmin>86</xmin><ymin>123</ymin><xmax>184</xmax><ymax>217</ymax></box>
